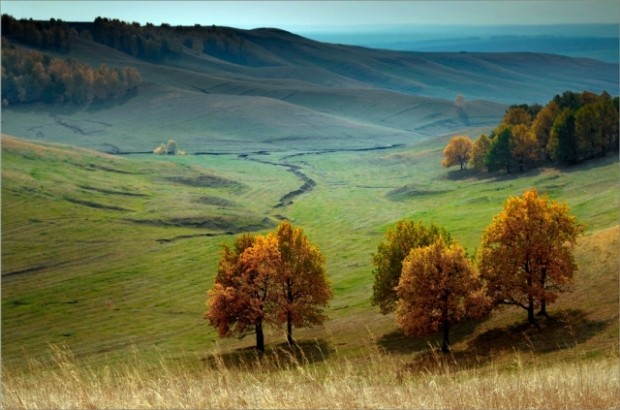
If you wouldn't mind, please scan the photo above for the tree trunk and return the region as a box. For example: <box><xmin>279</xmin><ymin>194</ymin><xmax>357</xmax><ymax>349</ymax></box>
<box><xmin>538</xmin><ymin>268</ymin><xmax>548</xmax><ymax>317</ymax></box>
<box><xmin>255</xmin><ymin>321</ymin><xmax>265</xmax><ymax>352</ymax></box>
<box><xmin>287</xmin><ymin>313</ymin><xmax>294</xmax><ymax>345</ymax></box>
<box><xmin>538</xmin><ymin>300</ymin><xmax>548</xmax><ymax>317</ymax></box>
<box><xmin>527</xmin><ymin>295</ymin><xmax>536</xmax><ymax>325</ymax></box>
<box><xmin>441</xmin><ymin>322</ymin><xmax>450</xmax><ymax>353</ymax></box>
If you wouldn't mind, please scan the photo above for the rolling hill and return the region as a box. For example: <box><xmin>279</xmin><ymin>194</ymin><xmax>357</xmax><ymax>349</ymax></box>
<box><xmin>1</xmin><ymin>23</ymin><xmax>618</xmax><ymax>154</ymax></box>
<box><xmin>1</xmin><ymin>21</ymin><xmax>619</xmax><ymax>408</ymax></box>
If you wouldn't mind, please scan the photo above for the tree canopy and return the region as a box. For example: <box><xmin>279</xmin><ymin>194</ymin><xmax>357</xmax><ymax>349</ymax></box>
<box><xmin>371</xmin><ymin>220</ymin><xmax>450</xmax><ymax>314</ymax></box>
<box><xmin>1</xmin><ymin>37</ymin><xmax>141</xmax><ymax>105</ymax></box>
<box><xmin>464</xmin><ymin>90</ymin><xmax>618</xmax><ymax>174</ymax></box>
<box><xmin>206</xmin><ymin>222</ymin><xmax>332</xmax><ymax>351</ymax></box>
<box><xmin>442</xmin><ymin>135</ymin><xmax>474</xmax><ymax>170</ymax></box>
<box><xmin>397</xmin><ymin>238</ymin><xmax>489</xmax><ymax>352</ymax></box>
<box><xmin>477</xmin><ymin>188</ymin><xmax>583</xmax><ymax>324</ymax></box>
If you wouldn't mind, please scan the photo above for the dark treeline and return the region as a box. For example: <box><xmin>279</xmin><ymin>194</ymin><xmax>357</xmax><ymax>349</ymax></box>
<box><xmin>471</xmin><ymin>91</ymin><xmax>619</xmax><ymax>173</ymax></box>
<box><xmin>1</xmin><ymin>38</ymin><xmax>141</xmax><ymax>105</ymax></box>
<box><xmin>1</xmin><ymin>14</ymin><xmax>71</xmax><ymax>51</ymax></box>
<box><xmin>85</xmin><ymin>18</ymin><xmax>245</xmax><ymax>62</ymax></box>
<box><xmin>88</xmin><ymin>17</ymin><xmax>184</xmax><ymax>61</ymax></box>
<box><xmin>1</xmin><ymin>14</ymin><xmax>246</xmax><ymax>63</ymax></box>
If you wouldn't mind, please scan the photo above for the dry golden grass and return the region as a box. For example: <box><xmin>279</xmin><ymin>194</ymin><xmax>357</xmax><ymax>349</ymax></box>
<box><xmin>2</xmin><ymin>344</ymin><xmax>618</xmax><ymax>409</ymax></box>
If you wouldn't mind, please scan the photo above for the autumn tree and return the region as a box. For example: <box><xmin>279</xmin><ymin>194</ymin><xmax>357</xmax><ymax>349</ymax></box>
<box><xmin>503</xmin><ymin>106</ymin><xmax>533</xmax><ymax>127</ymax></box>
<box><xmin>206</xmin><ymin>234</ymin><xmax>278</xmax><ymax>352</ymax></box>
<box><xmin>372</xmin><ymin>220</ymin><xmax>450</xmax><ymax>314</ymax></box>
<box><xmin>511</xmin><ymin>124</ymin><xmax>539</xmax><ymax>172</ymax></box>
<box><xmin>396</xmin><ymin>238</ymin><xmax>489</xmax><ymax>353</ymax></box>
<box><xmin>470</xmin><ymin>134</ymin><xmax>490</xmax><ymax>171</ymax></box>
<box><xmin>455</xmin><ymin>93</ymin><xmax>465</xmax><ymax>110</ymax></box>
<box><xmin>478</xmin><ymin>189</ymin><xmax>583</xmax><ymax>324</ymax></box>
<box><xmin>531</xmin><ymin>101</ymin><xmax>559</xmax><ymax>161</ymax></box>
<box><xmin>273</xmin><ymin>221</ymin><xmax>332</xmax><ymax>344</ymax></box>
<box><xmin>206</xmin><ymin>223</ymin><xmax>332</xmax><ymax>350</ymax></box>
<box><xmin>442</xmin><ymin>135</ymin><xmax>474</xmax><ymax>170</ymax></box>
<box><xmin>166</xmin><ymin>139</ymin><xmax>178</xmax><ymax>155</ymax></box>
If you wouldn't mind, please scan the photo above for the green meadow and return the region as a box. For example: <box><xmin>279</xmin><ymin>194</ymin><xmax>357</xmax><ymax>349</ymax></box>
<box><xmin>2</xmin><ymin>131</ymin><xmax>618</xmax><ymax>372</ymax></box>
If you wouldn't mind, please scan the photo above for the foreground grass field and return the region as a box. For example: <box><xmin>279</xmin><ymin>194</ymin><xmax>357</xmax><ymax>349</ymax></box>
<box><xmin>3</xmin><ymin>343</ymin><xmax>618</xmax><ymax>409</ymax></box>
<box><xmin>2</xmin><ymin>133</ymin><xmax>619</xmax><ymax>407</ymax></box>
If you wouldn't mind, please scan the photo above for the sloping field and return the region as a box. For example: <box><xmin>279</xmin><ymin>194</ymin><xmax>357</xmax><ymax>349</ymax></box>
<box><xmin>2</xmin><ymin>135</ymin><xmax>618</xmax><ymax>371</ymax></box>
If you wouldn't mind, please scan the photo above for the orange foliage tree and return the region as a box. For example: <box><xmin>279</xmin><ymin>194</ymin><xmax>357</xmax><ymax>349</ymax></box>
<box><xmin>372</xmin><ymin>220</ymin><xmax>450</xmax><ymax>314</ymax></box>
<box><xmin>206</xmin><ymin>222</ymin><xmax>331</xmax><ymax>351</ymax></box>
<box><xmin>470</xmin><ymin>134</ymin><xmax>490</xmax><ymax>171</ymax></box>
<box><xmin>273</xmin><ymin>221</ymin><xmax>332</xmax><ymax>344</ymax></box>
<box><xmin>396</xmin><ymin>238</ymin><xmax>489</xmax><ymax>353</ymax></box>
<box><xmin>442</xmin><ymin>135</ymin><xmax>473</xmax><ymax>170</ymax></box>
<box><xmin>205</xmin><ymin>234</ymin><xmax>278</xmax><ymax>352</ymax></box>
<box><xmin>478</xmin><ymin>189</ymin><xmax>583</xmax><ymax>324</ymax></box>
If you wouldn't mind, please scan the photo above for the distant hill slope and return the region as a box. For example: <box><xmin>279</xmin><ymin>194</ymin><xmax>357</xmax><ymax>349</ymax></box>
<box><xmin>1</xmin><ymin>22</ymin><xmax>618</xmax><ymax>152</ymax></box>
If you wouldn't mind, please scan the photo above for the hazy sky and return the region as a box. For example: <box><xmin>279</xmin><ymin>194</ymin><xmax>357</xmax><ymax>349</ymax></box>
<box><xmin>2</xmin><ymin>1</ymin><xmax>619</xmax><ymax>31</ymax></box>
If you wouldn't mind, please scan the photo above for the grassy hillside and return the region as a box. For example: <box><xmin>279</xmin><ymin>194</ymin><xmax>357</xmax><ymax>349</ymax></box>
<box><xmin>2</xmin><ymin>134</ymin><xmax>618</xmax><ymax>374</ymax></box>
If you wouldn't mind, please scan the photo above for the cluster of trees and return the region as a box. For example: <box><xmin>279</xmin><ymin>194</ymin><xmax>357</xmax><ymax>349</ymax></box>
<box><xmin>205</xmin><ymin>221</ymin><xmax>332</xmax><ymax>351</ymax></box>
<box><xmin>1</xmin><ymin>14</ymin><xmax>71</xmax><ymax>51</ymax></box>
<box><xmin>443</xmin><ymin>91</ymin><xmax>619</xmax><ymax>173</ymax></box>
<box><xmin>153</xmin><ymin>139</ymin><xmax>185</xmax><ymax>155</ymax></box>
<box><xmin>1</xmin><ymin>38</ymin><xmax>141</xmax><ymax>105</ymax></box>
<box><xmin>372</xmin><ymin>189</ymin><xmax>582</xmax><ymax>352</ymax></box>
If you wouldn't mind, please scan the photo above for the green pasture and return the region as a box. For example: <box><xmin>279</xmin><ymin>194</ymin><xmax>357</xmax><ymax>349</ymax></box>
<box><xmin>2</xmin><ymin>134</ymin><xmax>618</xmax><ymax>370</ymax></box>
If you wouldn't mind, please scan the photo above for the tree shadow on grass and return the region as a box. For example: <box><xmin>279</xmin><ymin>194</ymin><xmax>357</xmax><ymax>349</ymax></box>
<box><xmin>202</xmin><ymin>338</ymin><xmax>333</xmax><ymax>371</ymax></box>
<box><xmin>377</xmin><ymin>317</ymin><xmax>484</xmax><ymax>355</ymax></box>
<box><xmin>398</xmin><ymin>309</ymin><xmax>610</xmax><ymax>375</ymax></box>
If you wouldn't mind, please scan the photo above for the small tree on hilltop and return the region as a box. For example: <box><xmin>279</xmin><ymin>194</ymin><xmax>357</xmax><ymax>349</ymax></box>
<box><xmin>397</xmin><ymin>238</ymin><xmax>489</xmax><ymax>353</ymax></box>
<box><xmin>153</xmin><ymin>143</ymin><xmax>167</xmax><ymax>155</ymax></box>
<box><xmin>443</xmin><ymin>135</ymin><xmax>473</xmax><ymax>171</ymax></box>
<box><xmin>478</xmin><ymin>189</ymin><xmax>583</xmax><ymax>324</ymax></box>
<box><xmin>372</xmin><ymin>220</ymin><xmax>450</xmax><ymax>314</ymax></box>
<box><xmin>455</xmin><ymin>93</ymin><xmax>465</xmax><ymax>110</ymax></box>
<box><xmin>166</xmin><ymin>139</ymin><xmax>178</xmax><ymax>155</ymax></box>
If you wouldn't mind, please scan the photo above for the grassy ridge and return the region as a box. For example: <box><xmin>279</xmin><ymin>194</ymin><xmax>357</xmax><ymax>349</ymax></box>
<box><xmin>2</xmin><ymin>133</ymin><xmax>618</xmax><ymax>374</ymax></box>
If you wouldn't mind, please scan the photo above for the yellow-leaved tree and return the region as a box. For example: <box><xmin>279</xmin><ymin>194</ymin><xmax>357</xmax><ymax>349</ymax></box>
<box><xmin>273</xmin><ymin>221</ymin><xmax>332</xmax><ymax>345</ymax></box>
<box><xmin>442</xmin><ymin>135</ymin><xmax>473</xmax><ymax>170</ymax></box>
<box><xmin>206</xmin><ymin>222</ymin><xmax>332</xmax><ymax>351</ymax></box>
<box><xmin>205</xmin><ymin>234</ymin><xmax>278</xmax><ymax>352</ymax></box>
<box><xmin>372</xmin><ymin>220</ymin><xmax>450</xmax><ymax>314</ymax></box>
<box><xmin>396</xmin><ymin>238</ymin><xmax>490</xmax><ymax>353</ymax></box>
<box><xmin>478</xmin><ymin>189</ymin><xmax>583</xmax><ymax>325</ymax></box>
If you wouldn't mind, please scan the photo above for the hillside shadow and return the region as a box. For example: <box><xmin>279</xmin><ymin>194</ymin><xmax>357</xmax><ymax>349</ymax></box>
<box><xmin>202</xmin><ymin>338</ymin><xmax>333</xmax><ymax>371</ymax></box>
<box><xmin>398</xmin><ymin>309</ymin><xmax>610</xmax><ymax>374</ymax></box>
<box><xmin>468</xmin><ymin>309</ymin><xmax>609</xmax><ymax>355</ymax></box>
<box><xmin>86</xmin><ymin>88</ymin><xmax>138</xmax><ymax>112</ymax></box>
<box><xmin>444</xmin><ymin>166</ymin><xmax>544</xmax><ymax>182</ymax></box>
<box><xmin>561</xmin><ymin>152</ymin><xmax>619</xmax><ymax>174</ymax></box>
<box><xmin>377</xmin><ymin>318</ymin><xmax>484</xmax><ymax>355</ymax></box>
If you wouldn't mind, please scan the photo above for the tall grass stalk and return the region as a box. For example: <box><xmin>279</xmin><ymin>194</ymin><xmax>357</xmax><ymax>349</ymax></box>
<box><xmin>2</xmin><ymin>343</ymin><xmax>618</xmax><ymax>409</ymax></box>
